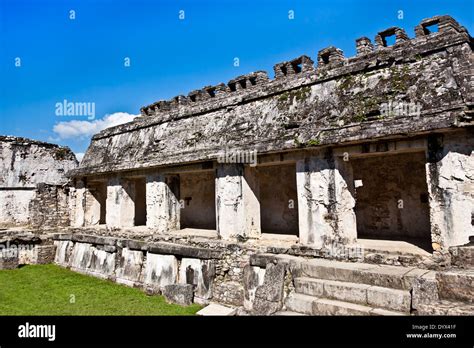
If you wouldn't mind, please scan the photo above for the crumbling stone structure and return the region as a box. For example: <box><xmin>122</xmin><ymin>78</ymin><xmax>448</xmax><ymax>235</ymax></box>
<box><xmin>0</xmin><ymin>136</ymin><xmax>77</xmax><ymax>228</ymax></box>
<box><xmin>70</xmin><ymin>15</ymin><xmax>472</xmax><ymax>252</ymax></box>
<box><xmin>2</xmin><ymin>15</ymin><xmax>473</xmax><ymax>316</ymax></box>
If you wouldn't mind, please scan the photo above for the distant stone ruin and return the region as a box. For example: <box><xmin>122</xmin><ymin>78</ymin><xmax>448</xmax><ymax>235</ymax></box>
<box><xmin>0</xmin><ymin>136</ymin><xmax>77</xmax><ymax>228</ymax></box>
<box><xmin>1</xmin><ymin>15</ymin><xmax>473</xmax><ymax>316</ymax></box>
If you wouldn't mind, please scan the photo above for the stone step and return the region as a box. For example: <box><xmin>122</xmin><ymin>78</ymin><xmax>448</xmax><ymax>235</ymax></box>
<box><xmin>196</xmin><ymin>303</ymin><xmax>237</xmax><ymax>316</ymax></box>
<box><xmin>285</xmin><ymin>293</ymin><xmax>316</xmax><ymax>315</ymax></box>
<box><xmin>273</xmin><ymin>311</ymin><xmax>307</xmax><ymax>316</ymax></box>
<box><xmin>300</xmin><ymin>258</ymin><xmax>425</xmax><ymax>290</ymax></box>
<box><xmin>285</xmin><ymin>293</ymin><xmax>406</xmax><ymax>316</ymax></box>
<box><xmin>451</xmin><ymin>245</ymin><xmax>474</xmax><ymax>268</ymax></box>
<box><xmin>436</xmin><ymin>269</ymin><xmax>474</xmax><ymax>303</ymax></box>
<box><xmin>415</xmin><ymin>300</ymin><xmax>474</xmax><ymax>316</ymax></box>
<box><xmin>294</xmin><ymin>277</ymin><xmax>411</xmax><ymax>312</ymax></box>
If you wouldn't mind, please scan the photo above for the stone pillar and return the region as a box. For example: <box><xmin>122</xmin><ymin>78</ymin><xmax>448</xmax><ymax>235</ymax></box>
<box><xmin>71</xmin><ymin>179</ymin><xmax>85</xmax><ymax>227</ymax></box>
<box><xmin>216</xmin><ymin>164</ymin><xmax>261</xmax><ymax>239</ymax></box>
<box><xmin>296</xmin><ymin>157</ymin><xmax>333</xmax><ymax>248</ymax></box>
<box><xmin>296</xmin><ymin>154</ymin><xmax>357</xmax><ymax>248</ymax></box>
<box><xmin>145</xmin><ymin>173</ymin><xmax>180</xmax><ymax>231</ymax></box>
<box><xmin>84</xmin><ymin>187</ymin><xmax>101</xmax><ymax>226</ymax></box>
<box><xmin>106</xmin><ymin>177</ymin><xmax>136</xmax><ymax>228</ymax></box>
<box><xmin>333</xmin><ymin>156</ymin><xmax>357</xmax><ymax>244</ymax></box>
<box><xmin>243</xmin><ymin>166</ymin><xmax>261</xmax><ymax>238</ymax></box>
<box><xmin>425</xmin><ymin>133</ymin><xmax>474</xmax><ymax>250</ymax></box>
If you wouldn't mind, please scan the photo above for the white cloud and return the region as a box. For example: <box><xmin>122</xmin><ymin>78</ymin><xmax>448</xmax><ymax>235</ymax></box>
<box><xmin>75</xmin><ymin>152</ymin><xmax>85</xmax><ymax>162</ymax></box>
<box><xmin>53</xmin><ymin>112</ymin><xmax>138</xmax><ymax>139</ymax></box>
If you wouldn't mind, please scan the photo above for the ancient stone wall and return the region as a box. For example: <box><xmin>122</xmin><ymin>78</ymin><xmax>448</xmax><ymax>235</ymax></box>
<box><xmin>0</xmin><ymin>136</ymin><xmax>77</xmax><ymax>227</ymax></box>
<box><xmin>29</xmin><ymin>184</ymin><xmax>71</xmax><ymax>228</ymax></box>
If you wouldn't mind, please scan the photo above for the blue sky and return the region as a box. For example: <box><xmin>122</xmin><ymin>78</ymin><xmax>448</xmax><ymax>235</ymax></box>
<box><xmin>1</xmin><ymin>0</ymin><xmax>472</xmax><ymax>159</ymax></box>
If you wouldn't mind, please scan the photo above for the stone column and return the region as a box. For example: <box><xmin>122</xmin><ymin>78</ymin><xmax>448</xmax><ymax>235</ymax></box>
<box><xmin>106</xmin><ymin>177</ymin><xmax>136</xmax><ymax>228</ymax></box>
<box><xmin>216</xmin><ymin>164</ymin><xmax>261</xmax><ymax>239</ymax></box>
<box><xmin>243</xmin><ymin>166</ymin><xmax>261</xmax><ymax>238</ymax></box>
<box><xmin>425</xmin><ymin>133</ymin><xmax>474</xmax><ymax>250</ymax></box>
<box><xmin>71</xmin><ymin>179</ymin><xmax>85</xmax><ymax>227</ymax></box>
<box><xmin>296</xmin><ymin>154</ymin><xmax>357</xmax><ymax>248</ymax></box>
<box><xmin>333</xmin><ymin>156</ymin><xmax>357</xmax><ymax>244</ymax></box>
<box><xmin>84</xmin><ymin>187</ymin><xmax>102</xmax><ymax>226</ymax></box>
<box><xmin>145</xmin><ymin>173</ymin><xmax>180</xmax><ymax>231</ymax></box>
<box><xmin>296</xmin><ymin>157</ymin><xmax>333</xmax><ymax>248</ymax></box>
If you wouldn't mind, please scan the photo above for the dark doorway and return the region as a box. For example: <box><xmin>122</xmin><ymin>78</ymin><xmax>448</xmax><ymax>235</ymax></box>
<box><xmin>179</xmin><ymin>171</ymin><xmax>216</xmax><ymax>230</ymax></box>
<box><xmin>351</xmin><ymin>151</ymin><xmax>431</xmax><ymax>251</ymax></box>
<box><xmin>134</xmin><ymin>178</ymin><xmax>147</xmax><ymax>226</ymax></box>
<box><xmin>258</xmin><ymin>163</ymin><xmax>299</xmax><ymax>235</ymax></box>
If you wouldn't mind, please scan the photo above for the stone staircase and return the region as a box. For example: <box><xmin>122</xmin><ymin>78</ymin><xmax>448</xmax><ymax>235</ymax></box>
<box><xmin>283</xmin><ymin>259</ymin><xmax>414</xmax><ymax>315</ymax></box>
<box><xmin>279</xmin><ymin>257</ymin><xmax>474</xmax><ymax>316</ymax></box>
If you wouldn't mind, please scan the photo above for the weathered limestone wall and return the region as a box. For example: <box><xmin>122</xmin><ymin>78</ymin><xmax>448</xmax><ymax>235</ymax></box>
<box><xmin>427</xmin><ymin>129</ymin><xmax>474</xmax><ymax>249</ymax></box>
<box><xmin>29</xmin><ymin>184</ymin><xmax>71</xmax><ymax>228</ymax></box>
<box><xmin>0</xmin><ymin>136</ymin><xmax>77</xmax><ymax>227</ymax></box>
<box><xmin>0</xmin><ymin>136</ymin><xmax>77</xmax><ymax>187</ymax></box>
<box><xmin>0</xmin><ymin>190</ymin><xmax>36</xmax><ymax>226</ymax></box>
<box><xmin>180</xmin><ymin>171</ymin><xmax>216</xmax><ymax>229</ymax></box>
<box><xmin>53</xmin><ymin>235</ymin><xmax>223</xmax><ymax>304</ymax></box>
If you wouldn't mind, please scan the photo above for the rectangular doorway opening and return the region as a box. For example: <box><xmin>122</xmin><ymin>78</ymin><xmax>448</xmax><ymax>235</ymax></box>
<box><xmin>258</xmin><ymin>163</ymin><xmax>299</xmax><ymax>236</ymax></box>
<box><xmin>179</xmin><ymin>171</ymin><xmax>216</xmax><ymax>230</ymax></box>
<box><xmin>351</xmin><ymin>151</ymin><xmax>431</xmax><ymax>251</ymax></box>
<box><xmin>133</xmin><ymin>178</ymin><xmax>147</xmax><ymax>226</ymax></box>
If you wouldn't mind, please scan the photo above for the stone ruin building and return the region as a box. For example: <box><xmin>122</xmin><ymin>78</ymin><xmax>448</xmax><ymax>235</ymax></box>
<box><xmin>0</xmin><ymin>136</ymin><xmax>77</xmax><ymax>228</ymax></box>
<box><xmin>1</xmin><ymin>15</ymin><xmax>473</xmax><ymax>315</ymax></box>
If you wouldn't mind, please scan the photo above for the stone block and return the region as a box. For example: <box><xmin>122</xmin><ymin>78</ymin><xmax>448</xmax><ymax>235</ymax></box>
<box><xmin>34</xmin><ymin>245</ymin><xmax>57</xmax><ymax>264</ymax></box>
<box><xmin>212</xmin><ymin>281</ymin><xmax>245</xmax><ymax>307</ymax></box>
<box><xmin>148</xmin><ymin>242</ymin><xmax>221</xmax><ymax>259</ymax></box>
<box><xmin>243</xmin><ymin>265</ymin><xmax>265</xmax><ymax>311</ymax></box>
<box><xmin>323</xmin><ymin>279</ymin><xmax>369</xmax><ymax>304</ymax></box>
<box><xmin>69</xmin><ymin>242</ymin><xmax>94</xmax><ymax>270</ymax></box>
<box><xmin>313</xmin><ymin>298</ymin><xmax>372</xmax><ymax>316</ymax></box>
<box><xmin>197</xmin><ymin>303</ymin><xmax>237</xmax><ymax>316</ymax></box>
<box><xmin>411</xmin><ymin>271</ymin><xmax>439</xmax><ymax>310</ymax></box>
<box><xmin>436</xmin><ymin>270</ymin><xmax>474</xmax><ymax>303</ymax></box>
<box><xmin>116</xmin><ymin>248</ymin><xmax>144</xmax><ymax>284</ymax></box>
<box><xmin>366</xmin><ymin>286</ymin><xmax>411</xmax><ymax>313</ymax></box>
<box><xmin>284</xmin><ymin>293</ymin><xmax>315</xmax><ymax>315</ymax></box>
<box><xmin>143</xmin><ymin>253</ymin><xmax>178</xmax><ymax>289</ymax></box>
<box><xmin>294</xmin><ymin>277</ymin><xmax>325</xmax><ymax>297</ymax></box>
<box><xmin>179</xmin><ymin>258</ymin><xmax>215</xmax><ymax>299</ymax></box>
<box><xmin>54</xmin><ymin>240</ymin><xmax>74</xmax><ymax>266</ymax></box>
<box><xmin>89</xmin><ymin>248</ymin><xmax>116</xmax><ymax>277</ymax></box>
<box><xmin>252</xmin><ymin>263</ymin><xmax>286</xmax><ymax>315</ymax></box>
<box><xmin>162</xmin><ymin>284</ymin><xmax>194</xmax><ymax>306</ymax></box>
<box><xmin>0</xmin><ymin>252</ymin><xmax>19</xmax><ymax>270</ymax></box>
<box><xmin>253</xmin><ymin>296</ymin><xmax>283</xmax><ymax>315</ymax></box>
<box><xmin>256</xmin><ymin>263</ymin><xmax>285</xmax><ymax>302</ymax></box>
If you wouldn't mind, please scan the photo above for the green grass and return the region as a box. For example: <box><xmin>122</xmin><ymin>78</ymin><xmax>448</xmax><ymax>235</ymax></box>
<box><xmin>0</xmin><ymin>264</ymin><xmax>201</xmax><ymax>315</ymax></box>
